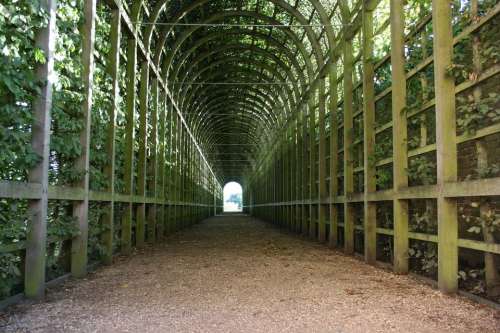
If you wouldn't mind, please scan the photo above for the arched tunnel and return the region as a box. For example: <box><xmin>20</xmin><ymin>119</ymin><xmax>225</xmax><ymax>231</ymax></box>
<box><xmin>1</xmin><ymin>0</ymin><xmax>500</xmax><ymax>331</ymax></box>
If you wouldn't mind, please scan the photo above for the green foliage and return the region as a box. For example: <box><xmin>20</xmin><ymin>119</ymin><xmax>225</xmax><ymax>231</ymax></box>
<box><xmin>226</xmin><ymin>193</ymin><xmax>242</xmax><ymax>205</ymax></box>
<box><xmin>457</xmin><ymin>93</ymin><xmax>500</xmax><ymax>135</ymax></box>
<box><xmin>47</xmin><ymin>201</ymin><xmax>80</xmax><ymax>239</ymax></box>
<box><xmin>0</xmin><ymin>200</ymin><xmax>28</xmax><ymax>244</ymax></box>
<box><xmin>476</xmin><ymin>163</ymin><xmax>500</xmax><ymax>179</ymax></box>
<box><xmin>376</xmin><ymin>203</ymin><xmax>393</xmax><ymax>229</ymax></box>
<box><xmin>458</xmin><ymin>268</ymin><xmax>486</xmax><ymax>295</ymax></box>
<box><xmin>376</xmin><ymin>167</ymin><xmax>392</xmax><ymax>189</ymax></box>
<box><xmin>88</xmin><ymin>203</ymin><xmax>108</xmax><ymax>261</ymax></box>
<box><xmin>465</xmin><ymin>162</ymin><xmax>500</xmax><ymax>180</ymax></box>
<box><xmin>0</xmin><ymin>2</ymin><xmax>49</xmax><ymax>298</ymax></box>
<box><xmin>407</xmin><ymin>156</ymin><xmax>436</xmax><ymax>185</ymax></box>
<box><xmin>0</xmin><ymin>1</ymin><xmax>48</xmax><ymax>181</ymax></box>
<box><xmin>410</xmin><ymin>202</ymin><xmax>437</xmax><ymax>234</ymax></box>
<box><xmin>460</xmin><ymin>202</ymin><xmax>500</xmax><ymax>235</ymax></box>
<box><xmin>88</xmin><ymin>5</ymin><xmax>113</xmax><ymax>193</ymax></box>
<box><xmin>49</xmin><ymin>0</ymin><xmax>84</xmax><ymax>186</ymax></box>
<box><xmin>0</xmin><ymin>253</ymin><xmax>22</xmax><ymax>298</ymax></box>
<box><xmin>409</xmin><ymin>241</ymin><xmax>438</xmax><ymax>277</ymax></box>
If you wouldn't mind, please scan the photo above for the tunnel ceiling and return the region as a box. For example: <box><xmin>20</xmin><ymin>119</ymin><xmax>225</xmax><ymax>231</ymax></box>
<box><xmin>127</xmin><ymin>0</ymin><xmax>345</xmax><ymax>184</ymax></box>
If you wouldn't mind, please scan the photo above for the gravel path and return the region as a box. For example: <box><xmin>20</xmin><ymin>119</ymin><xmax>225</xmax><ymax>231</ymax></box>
<box><xmin>2</xmin><ymin>215</ymin><xmax>499</xmax><ymax>333</ymax></box>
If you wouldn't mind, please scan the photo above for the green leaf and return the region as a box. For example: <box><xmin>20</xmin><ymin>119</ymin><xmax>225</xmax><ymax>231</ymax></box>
<box><xmin>34</xmin><ymin>48</ymin><xmax>46</xmax><ymax>64</ymax></box>
<box><xmin>467</xmin><ymin>226</ymin><xmax>481</xmax><ymax>234</ymax></box>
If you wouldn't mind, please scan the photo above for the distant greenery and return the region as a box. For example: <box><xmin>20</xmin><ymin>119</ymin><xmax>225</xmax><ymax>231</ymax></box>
<box><xmin>225</xmin><ymin>193</ymin><xmax>242</xmax><ymax>208</ymax></box>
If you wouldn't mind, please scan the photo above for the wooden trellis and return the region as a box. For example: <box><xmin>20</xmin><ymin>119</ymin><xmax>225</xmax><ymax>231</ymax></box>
<box><xmin>1</xmin><ymin>0</ymin><xmax>221</xmax><ymax>302</ymax></box>
<box><xmin>248</xmin><ymin>0</ymin><xmax>500</xmax><ymax>299</ymax></box>
<box><xmin>1</xmin><ymin>0</ymin><xmax>499</xmax><ymax>305</ymax></box>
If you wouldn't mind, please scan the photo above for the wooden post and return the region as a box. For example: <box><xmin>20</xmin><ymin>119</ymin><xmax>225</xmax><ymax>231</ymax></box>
<box><xmin>343</xmin><ymin>26</ymin><xmax>355</xmax><ymax>255</ymax></box>
<box><xmin>121</xmin><ymin>36</ymin><xmax>137</xmax><ymax>255</ymax></box>
<box><xmin>101</xmin><ymin>8</ymin><xmax>121</xmax><ymax>264</ymax></box>
<box><xmin>71</xmin><ymin>0</ymin><xmax>96</xmax><ymax>278</ymax></box>
<box><xmin>302</xmin><ymin>104</ymin><xmax>309</xmax><ymax>235</ymax></box>
<box><xmin>177</xmin><ymin>115</ymin><xmax>183</xmax><ymax>230</ymax></box>
<box><xmin>180</xmin><ymin>127</ymin><xmax>186</xmax><ymax>228</ymax></box>
<box><xmin>433</xmin><ymin>0</ymin><xmax>458</xmax><ymax>293</ymax></box>
<box><xmin>318</xmin><ymin>78</ymin><xmax>327</xmax><ymax>242</ymax></box>
<box><xmin>147</xmin><ymin>78</ymin><xmax>159</xmax><ymax>243</ymax></box>
<box><xmin>288</xmin><ymin>126</ymin><xmax>292</xmax><ymax>229</ymax></box>
<box><xmin>166</xmin><ymin>101</ymin><xmax>174</xmax><ymax>234</ymax></box>
<box><xmin>329</xmin><ymin>61</ymin><xmax>339</xmax><ymax>248</ymax></box>
<box><xmin>470</xmin><ymin>0</ymin><xmax>500</xmax><ymax>297</ymax></box>
<box><xmin>25</xmin><ymin>0</ymin><xmax>57</xmax><ymax>299</ymax></box>
<box><xmin>136</xmin><ymin>61</ymin><xmax>149</xmax><ymax>247</ymax></box>
<box><xmin>294</xmin><ymin>115</ymin><xmax>302</xmax><ymax>233</ymax></box>
<box><xmin>157</xmin><ymin>90</ymin><xmax>166</xmax><ymax>241</ymax></box>
<box><xmin>309</xmin><ymin>93</ymin><xmax>317</xmax><ymax>239</ymax></box>
<box><xmin>172</xmin><ymin>112</ymin><xmax>178</xmax><ymax>231</ymax></box>
<box><xmin>285</xmin><ymin>130</ymin><xmax>289</xmax><ymax>227</ymax></box>
<box><xmin>363</xmin><ymin>0</ymin><xmax>377</xmax><ymax>264</ymax></box>
<box><xmin>391</xmin><ymin>0</ymin><xmax>409</xmax><ymax>274</ymax></box>
<box><xmin>176</xmin><ymin>113</ymin><xmax>182</xmax><ymax>230</ymax></box>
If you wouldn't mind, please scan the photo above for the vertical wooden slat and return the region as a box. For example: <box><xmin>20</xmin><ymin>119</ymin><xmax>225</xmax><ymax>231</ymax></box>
<box><xmin>176</xmin><ymin>115</ymin><xmax>183</xmax><ymax>230</ymax></box>
<box><xmin>156</xmin><ymin>90</ymin><xmax>166</xmax><ymax>241</ymax></box>
<box><xmin>301</xmin><ymin>104</ymin><xmax>309</xmax><ymax>235</ymax></box>
<box><xmin>328</xmin><ymin>61</ymin><xmax>339</xmax><ymax>248</ymax></box>
<box><xmin>295</xmin><ymin>116</ymin><xmax>302</xmax><ymax>233</ymax></box>
<box><xmin>470</xmin><ymin>0</ymin><xmax>500</xmax><ymax>297</ymax></box>
<box><xmin>171</xmin><ymin>111</ymin><xmax>177</xmax><ymax>231</ymax></box>
<box><xmin>136</xmin><ymin>61</ymin><xmax>149</xmax><ymax>247</ymax></box>
<box><xmin>187</xmin><ymin>141</ymin><xmax>193</xmax><ymax>225</ymax></box>
<box><xmin>391</xmin><ymin>0</ymin><xmax>409</xmax><ymax>273</ymax></box>
<box><xmin>166</xmin><ymin>100</ymin><xmax>174</xmax><ymax>234</ymax></box>
<box><xmin>309</xmin><ymin>94</ymin><xmax>317</xmax><ymax>239</ymax></box>
<box><xmin>71</xmin><ymin>0</ymin><xmax>97</xmax><ymax>278</ymax></box>
<box><xmin>121</xmin><ymin>36</ymin><xmax>137</xmax><ymax>255</ymax></box>
<box><xmin>318</xmin><ymin>78</ymin><xmax>327</xmax><ymax>242</ymax></box>
<box><xmin>101</xmin><ymin>8</ymin><xmax>121</xmax><ymax>265</ymax></box>
<box><xmin>180</xmin><ymin>126</ymin><xmax>186</xmax><ymax>228</ymax></box>
<box><xmin>285</xmin><ymin>130</ymin><xmax>290</xmax><ymax>229</ymax></box>
<box><xmin>363</xmin><ymin>0</ymin><xmax>377</xmax><ymax>264</ymax></box>
<box><xmin>281</xmin><ymin>134</ymin><xmax>286</xmax><ymax>227</ymax></box>
<box><xmin>343</xmin><ymin>28</ymin><xmax>355</xmax><ymax>255</ymax></box>
<box><xmin>147</xmin><ymin>78</ymin><xmax>159</xmax><ymax>243</ymax></box>
<box><xmin>25</xmin><ymin>0</ymin><xmax>57</xmax><ymax>299</ymax></box>
<box><xmin>433</xmin><ymin>0</ymin><xmax>458</xmax><ymax>293</ymax></box>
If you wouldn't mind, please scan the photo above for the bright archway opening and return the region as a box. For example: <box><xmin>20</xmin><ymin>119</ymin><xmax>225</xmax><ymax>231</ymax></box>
<box><xmin>223</xmin><ymin>182</ymin><xmax>243</xmax><ymax>213</ymax></box>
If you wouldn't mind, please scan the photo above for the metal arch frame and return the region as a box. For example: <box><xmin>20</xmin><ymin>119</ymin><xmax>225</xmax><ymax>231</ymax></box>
<box><xmin>172</xmin><ymin>45</ymin><xmax>305</xmax><ymax>109</ymax></box>
<box><xmin>179</xmin><ymin>61</ymin><xmax>292</xmax><ymax>119</ymax></box>
<box><xmin>167</xmin><ymin>28</ymin><xmax>314</xmax><ymax>88</ymax></box>
<box><xmin>178</xmin><ymin>58</ymin><xmax>296</xmax><ymax>125</ymax></box>
<box><xmin>188</xmin><ymin>89</ymin><xmax>278</xmax><ymax>124</ymax></box>
<box><xmin>130</xmin><ymin>0</ymin><xmax>338</xmax><ymax>153</ymax></box>
<box><xmin>173</xmin><ymin>45</ymin><xmax>305</xmax><ymax>105</ymax></box>
<box><xmin>196</xmin><ymin>100</ymin><xmax>274</xmax><ymax>132</ymax></box>
<box><xmin>193</xmin><ymin>105</ymin><xmax>275</xmax><ymax>155</ymax></box>
<box><xmin>143</xmin><ymin>0</ymin><xmax>334</xmax><ymax>68</ymax></box>
<box><xmin>179</xmin><ymin>67</ymin><xmax>293</xmax><ymax>134</ymax></box>
<box><xmin>158</xmin><ymin>10</ymin><xmax>324</xmax><ymax>80</ymax></box>
<box><xmin>193</xmin><ymin>88</ymin><xmax>286</xmax><ymax>150</ymax></box>
<box><xmin>133</xmin><ymin>0</ymin><xmax>336</xmax><ymax>181</ymax></box>
<box><xmin>190</xmin><ymin>93</ymin><xmax>276</xmax><ymax>129</ymax></box>
<box><xmin>177</xmin><ymin>57</ymin><xmax>296</xmax><ymax>112</ymax></box>
<box><xmin>185</xmin><ymin>84</ymin><xmax>282</xmax><ymax>124</ymax></box>
<box><xmin>125</xmin><ymin>0</ymin><xmax>339</xmax><ymax>191</ymax></box>
<box><xmin>182</xmin><ymin>72</ymin><xmax>288</xmax><ymax>150</ymax></box>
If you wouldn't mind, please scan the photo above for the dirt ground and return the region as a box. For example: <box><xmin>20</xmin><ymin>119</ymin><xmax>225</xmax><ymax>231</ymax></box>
<box><xmin>1</xmin><ymin>215</ymin><xmax>499</xmax><ymax>333</ymax></box>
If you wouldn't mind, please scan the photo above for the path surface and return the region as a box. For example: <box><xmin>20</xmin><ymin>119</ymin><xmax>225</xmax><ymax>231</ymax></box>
<box><xmin>2</xmin><ymin>215</ymin><xmax>499</xmax><ymax>332</ymax></box>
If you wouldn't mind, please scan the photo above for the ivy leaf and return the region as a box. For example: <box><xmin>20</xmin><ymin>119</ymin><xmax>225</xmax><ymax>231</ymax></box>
<box><xmin>467</xmin><ymin>226</ymin><xmax>481</xmax><ymax>234</ymax></box>
<box><xmin>34</xmin><ymin>47</ymin><xmax>46</xmax><ymax>64</ymax></box>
